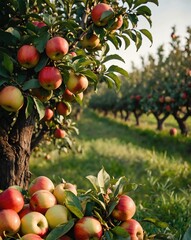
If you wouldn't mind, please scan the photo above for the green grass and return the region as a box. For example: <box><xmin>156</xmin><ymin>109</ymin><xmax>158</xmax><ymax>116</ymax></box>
<box><xmin>30</xmin><ymin>109</ymin><xmax>191</xmax><ymax>239</ymax></box>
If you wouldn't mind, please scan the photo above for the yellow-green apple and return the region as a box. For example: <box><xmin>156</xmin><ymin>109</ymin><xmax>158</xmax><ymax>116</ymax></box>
<box><xmin>169</xmin><ymin>128</ymin><xmax>177</xmax><ymax>136</ymax></box>
<box><xmin>53</xmin><ymin>182</ymin><xmax>77</xmax><ymax>204</ymax></box>
<box><xmin>66</xmin><ymin>71</ymin><xmax>88</xmax><ymax>94</ymax></box>
<box><xmin>18</xmin><ymin>204</ymin><xmax>33</xmax><ymax>219</ymax></box>
<box><xmin>43</xmin><ymin>107</ymin><xmax>54</xmax><ymax>121</ymax></box>
<box><xmin>54</xmin><ymin>128</ymin><xmax>66</xmax><ymax>138</ymax></box>
<box><xmin>56</xmin><ymin>101</ymin><xmax>72</xmax><ymax>116</ymax></box>
<box><xmin>120</xmin><ymin>219</ymin><xmax>144</xmax><ymax>240</ymax></box>
<box><xmin>30</xmin><ymin>87</ymin><xmax>53</xmax><ymax>102</ymax></box>
<box><xmin>111</xmin><ymin>195</ymin><xmax>136</xmax><ymax>221</ymax></box>
<box><xmin>80</xmin><ymin>33</ymin><xmax>100</xmax><ymax>50</ymax></box>
<box><xmin>17</xmin><ymin>45</ymin><xmax>40</xmax><ymax>68</ymax></box>
<box><xmin>0</xmin><ymin>188</ymin><xmax>24</xmax><ymax>213</ymax></box>
<box><xmin>164</xmin><ymin>96</ymin><xmax>172</xmax><ymax>103</ymax></box>
<box><xmin>20</xmin><ymin>211</ymin><xmax>48</xmax><ymax>237</ymax></box>
<box><xmin>45</xmin><ymin>204</ymin><xmax>71</xmax><ymax>229</ymax></box>
<box><xmin>0</xmin><ymin>85</ymin><xmax>24</xmax><ymax>112</ymax></box>
<box><xmin>21</xmin><ymin>233</ymin><xmax>44</xmax><ymax>239</ymax></box>
<box><xmin>38</xmin><ymin>66</ymin><xmax>62</xmax><ymax>90</ymax></box>
<box><xmin>108</xmin><ymin>15</ymin><xmax>123</xmax><ymax>33</ymax></box>
<box><xmin>91</xmin><ymin>3</ymin><xmax>114</xmax><ymax>26</ymax></box>
<box><xmin>74</xmin><ymin>216</ymin><xmax>103</xmax><ymax>240</ymax></box>
<box><xmin>30</xmin><ymin>190</ymin><xmax>57</xmax><ymax>214</ymax></box>
<box><xmin>28</xmin><ymin>176</ymin><xmax>55</xmax><ymax>196</ymax></box>
<box><xmin>0</xmin><ymin>209</ymin><xmax>21</xmax><ymax>237</ymax></box>
<box><xmin>46</xmin><ymin>36</ymin><xmax>69</xmax><ymax>61</ymax></box>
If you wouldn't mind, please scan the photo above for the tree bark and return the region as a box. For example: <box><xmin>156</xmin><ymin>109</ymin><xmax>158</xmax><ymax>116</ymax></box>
<box><xmin>152</xmin><ymin>112</ymin><xmax>169</xmax><ymax>131</ymax></box>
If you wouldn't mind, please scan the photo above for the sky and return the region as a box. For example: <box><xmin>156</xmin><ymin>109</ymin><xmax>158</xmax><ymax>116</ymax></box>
<box><xmin>109</xmin><ymin>0</ymin><xmax>191</xmax><ymax>71</ymax></box>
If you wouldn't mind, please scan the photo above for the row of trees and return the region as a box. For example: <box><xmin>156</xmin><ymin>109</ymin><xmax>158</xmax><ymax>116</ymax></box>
<box><xmin>89</xmin><ymin>26</ymin><xmax>191</xmax><ymax>135</ymax></box>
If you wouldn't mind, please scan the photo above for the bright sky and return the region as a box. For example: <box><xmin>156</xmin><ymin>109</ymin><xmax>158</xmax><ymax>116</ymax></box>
<box><xmin>109</xmin><ymin>0</ymin><xmax>191</xmax><ymax>71</ymax></box>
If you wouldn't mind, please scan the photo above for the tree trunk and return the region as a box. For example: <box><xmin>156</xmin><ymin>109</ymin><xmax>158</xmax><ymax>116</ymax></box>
<box><xmin>153</xmin><ymin>112</ymin><xmax>169</xmax><ymax>131</ymax></box>
<box><xmin>0</xmin><ymin>106</ymin><xmax>36</xmax><ymax>190</ymax></box>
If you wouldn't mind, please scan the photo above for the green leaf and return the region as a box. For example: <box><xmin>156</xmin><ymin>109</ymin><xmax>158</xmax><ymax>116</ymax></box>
<box><xmin>33</xmin><ymin>97</ymin><xmax>45</xmax><ymax>120</ymax></box>
<box><xmin>97</xmin><ymin>168</ymin><xmax>110</xmax><ymax>194</ymax></box>
<box><xmin>34</xmin><ymin>32</ymin><xmax>50</xmax><ymax>53</ymax></box>
<box><xmin>22</xmin><ymin>79</ymin><xmax>41</xmax><ymax>91</ymax></box>
<box><xmin>64</xmin><ymin>191</ymin><xmax>84</xmax><ymax>219</ymax></box>
<box><xmin>140</xmin><ymin>29</ymin><xmax>153</xmax><ymax>46</ymax></box>
<box><xmin>107</xmin><ymin>200</ymin><xmax>118</xmax><ymax>217</ymax></box>
<box><xmin>102</xmin><ymin>54</ymin><xmax>125</xmax><ymax>64</ymax></box>
<box><xmin>100</xmin><ymin>10</ymin><xmax>114</xmax><ymax>22</ymax></box>
<box><xmin>143</xmin><ymin>217</ymin><xmax>169</xmax><ymax>228</ymax></box>
<box><xmin>34</xmin><ymin>54</ymin><xmax>49</xmax><ymax>72</ymax></box>
<box><xmin>25</xmin><ymin>96</ymin><xmax>34</xmax><ymax>119</ymax></box>
<box><xmin>135</xmin><ymin>30</ymin><xmax>143</xmax><ymax>51</ymax></box>
<box><xmin>46</xmin><ymin>219</ymin><xmax>75</xmax><ymax>240</ymax></box>
<box><xmin>111</xmin><ymin>226</ymin><xmax>129</xmax><ymax>237</ymax></box>
<box><xmin>107</xmin><ymin>35</ymin><xmax>120</xmax><ymax>49</ymax></box>
<box><xmin>2</xmin><ymin>53</ymin><xmax>13</xmax><ymax>74</ymax></box>
<box><xmin>78</xmin><ymin>69</ymin><xmax>98</xmax><ymax>83</ymax></box>
<box><xmin>107</xmin><ymin>65</ymin><xmax>128</xmax><ymax>77</ymax></box>
<box><xmin>121</xmin><ymin>35</ymin><xmax>131</xmax><ymax>49</ymax></box>
<box><xmin>112</xmin><ymin>176</ymin><xmax>128</xmax><ymax>197</ymax></box>
<box><xmin>183</xmin><ymin>226</ymin><xmax>191</xmax><ymax>240</ymax></box>
<box><xmin>136</xmin><ymin>6</ymin><xmax>151</xmax><ymax>16</ymax></box>
<box><xmin>86</xmin><ymin>175</ymin><xmax>99</xmax><ymax>192</ymax></box>
<box><xmin>105</xmin><ymin>72</ymin><xmax>121</xmax><ymax>90</ymax></box>
<box><xmin>17</xmin><ymin>0</ymin><xmax>27</xmax><ymax>15</ymax></box>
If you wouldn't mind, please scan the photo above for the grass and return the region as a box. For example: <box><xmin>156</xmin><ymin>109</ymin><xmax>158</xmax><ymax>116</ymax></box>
<box><xmin>30</xmin><ymin>109</ymin><xmax>191</xmax><ymax>239</ymax></box>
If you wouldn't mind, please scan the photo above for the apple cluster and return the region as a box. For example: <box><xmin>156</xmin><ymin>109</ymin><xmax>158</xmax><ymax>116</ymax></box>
<box><xmin>0</xmin><ymin>171</ymin><xmax>144</xmax><ymax>240</ymax></box>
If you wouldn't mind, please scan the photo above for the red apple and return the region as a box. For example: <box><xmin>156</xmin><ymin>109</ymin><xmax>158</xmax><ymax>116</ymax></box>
<box><xmin>38</xmin><ymin>66</ymin><xmax>62</xmax><ymax>90</ymax></box>
<box><xmin>0</xmin><ymin>209</ymin><xmax>21</xmax><ymax>237</ymax></box>
<box><xmin>17</xmin><ymin>45</ymin><xmax>40</xmax><ymax>68</ymax></box>
<box><xmin>30</xmin><ymin>87</ymin><xmax>53</xmax><ymax>102</ymax></box>
<box><xmin>56</xmin><ymin>101</ymin><xmax>72</xmax><ymax>116</ymax></box>
<box><xmin>45</xmin><ymin>204</ymin><xmax>71</xmax><ymax>229</ymax></box>
<box><xmin>28</xmin><ymin>176</ymin><xmax>55</xmax><ymax>196</ymax></box>
<box><xmin>158</xmin><ymin>96</ymin><xmax>165</xmax><ymax>103</ymax></box>
<box><xmin>32</xmin><ymin>21</ymin><xmax>46</xmax><ymax>28</ymax></box>
<box><xmin>30</xmin><ymin>190</ymin><xmax>57</xmax><ymax>214</ymax></box>
<box><xmin>109</xmin><ymin>15</ymin><xmax>123</xmax><ymax>32</ymax></box>
<box><xmin>46</xmin><ymin>36</ymin><xmax>69</xmax><ymax>61</ymax></box>
<box><xmin>0</xmin><ymin>85</ymin><xmax>24</xmax><ymax>112</ymax></box>
<box><xmin>165</xmin><ymin>105</ymin><xmax>171</xmax><ymax>112</ymax></box>
<box><xmin>181</xmin><ymin>92</ymin><xmax>187</xmax><ymax>99</ymax></box>
<box><xmin>62</xmin><ymin>88</ymin><xmax>83</xmax><ymax>102</ymax></box>
<box><xmin>111</xmin><ymin>195</ymin><xmax>136</xmax><ymax>221</ymax></box>
<box><xmin>80</xmin><ymin>33</ymin><xmax>100</xmax><ymax>50</ymax></box>
<box><xmin>54</xmin><ymin>128</ymin><xmax>66</xmax><ymax>138</ymax></box>
<box><xmin>66</xmin><ymin>71</ymin><xmax>88</xmax><ymax>94</ymax></box>
<box><xmin>20</xmin><ymin>211</ymin><xmax>48</xmax><ymax>237</ymax></box>
<box><xmin>0</xmin><ymin>188</ymin><xmax>24</xmax><ymax>213</ymax></box>
<box><xmin>21</xmin><ymin>233</ymin><xmax>44</xmax><ymax>239</ymax></box>
<box><xmin>169</xmin><ymin>127</ymin><xmax>177</xmax><ymax>136</ymax></box>
<box><xmin>120</xmin><ymin>219</ymin><xmax>144</xmax><ymax>240</ymax></box>
<box><xmin>53</xmin><ymin>182</ymin><xmax>77</xmax><ymax>204</ymax></box>
<box><xmin>43</xmin><ymin>107</ymin><xmax>54</xmax><ymax>121</ymax></box>
<box><xmin>18</xmin><ymin>204</ymin><xmax>33</xmax><ymax>219</ymax></box>
<box><xmin>91</xmin><ymin>3</ymin><xmax>114</xmax><ymax>26</ymax></box>
<box><xmin>74</xmin><ymin>216</ymin><xmax>103</xmax><ymax>240</ymax></box>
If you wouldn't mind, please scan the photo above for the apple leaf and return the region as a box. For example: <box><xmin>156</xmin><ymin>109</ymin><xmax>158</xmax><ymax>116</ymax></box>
<box><xmin>64</xmin><ymin>191</ymin><xmax>84</xmax><ymax>219</ymax></box>
<box><xmin>78</xmin><ymin>69</ymin><xmax>98</xmax><ymax>83</ymax></box>
<box><xmin>33</xmin><ymin>97</ymin><xmax>45</xmax><ymax>120</ymax></box>
<box><xmin>105</xmin><ymin>72</ymin><xmax>121</xmax><ymax>90</ymax></box>
<box><xmin>46</xmin><ymin>219</ymin><xmax>75</xmax><ymax>240</ymax></box>
<box><xmin>102</xmin><ymin>54</ymin><xmax>125</xmax><ymax>64</ymax></box>
<box><xmin>97</xmin><ymin>167</ymin><xmax>111</xmax><ymax>194</ymax></box>
<box><xmin>107</xmin><ymin>65</ymin><xmax>129</xmax><ymax>77</ymax></box>
<box><xmin>22</xmin><ymin>78</ymin><xmax>41</xmax><ymax>91</ymax></box>
<box><xmin>25</xmin><ymin>96</ymin><xmax>35</xmax><ymax>119</ymax></box>
<box><xmin>143</xmin><ymin>217</ymin><xmax>169</xmax><ymax>228</ymax></box>
<box><xmin>111</xmin><ymin>226</ymin><xmax>130</xmax><ymax>238</ymax></box>
<box><xmin>86</xmin><ymin>175</ymin><xmax>99</xmax><ymax>192</ymax></box>
<box><xmin>140</xmin><ymin>29</ymin><xmax>153</xmax><ymax>46</ymax></box>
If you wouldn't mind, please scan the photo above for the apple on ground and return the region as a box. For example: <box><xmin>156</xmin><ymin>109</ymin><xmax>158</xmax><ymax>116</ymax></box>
<box><xmin>91</xmin><ymin>3</ymin><xmax>114</xmax><ymax>26</ymax></box>
<box><xmin>18</xmin><ymin>203</ymin><xmax>33</xmax><ymax>219</ymax></box>
<box><xmin>66</xmin><ymin>71</ymin><xmax>88</xmax><ymax>94</ymax></box>
<box><xmin>17</xmin><ymin>45</ymin><xmax>40</xmax><ymax>69</ymax></box>
<box><xmin>21</xmin><ymin>233</ymin><xmax>44</xmax><ymax>240</ymax></box>
<box><xmin>28</xmin><ymin>176</ymin><xmax>55</xmax><ymax>196</ymax></box>
<box><xmin>111</xmin><ymin>195</ymin><xmax>136</xmax><ymax>221</ymax></box>
<box><xmin>30</xmin><ymin>87</ymin><xmax>53</xmax><ymax>102</ymax></box>
<box><xmin>30</xmin><ymin>190</ymin><xmax>57</xmax><ymax>214</ymax></box>
<box><xmin>54</xmin><ymin>128</ymin><xmax>66</xmax><ymax>138</ymax></box>
<box><xmin>43</xmin><ymin>107</ymin><xmax>54</xmax><ymax>121</ymax></box>
<box><xmin>45</xmin><ymin>204</ymin><xmax>72</xmax><ymax>229</ymax></box>
<box><xmin>0</xmin><ymin>188</ymin><xmax>24</xmax><ymax>213</ymax></box>
<box><xmin>0</xmin><ymin>209</ymin><xmax>21</xmax><ymax>237</ymax></box>
<box><xmin>20</xmin><ymin>211</ymin><xmax>48</xmax><ymax>237</ymax></box>
<box><xmin>80</xmin><ymin>33</ymin><xmax>100</xmax><ymax>50</ymax></box>
<box><xmin>169</xmin><ymin>127</ymin><xmax>177</xmax><ymax>136</ymax></box>
<box><xmin>0</xmin><ymin>85</ymin><xmax>24</xmax><ymax>112</ymax></box>
<box><xmin>46</xmin><ymin>36</ymin><xmax>69</xmax><ymax>61</ymax></box>
<box><xmin>53</xmin><ymin>182</ymin><xmax>77</xmax><ymax>204</ymax></box>
<box><xmin>74</xmin><ymin>216</ymin><xmax>103</xmax><ymax>240</ymax></box>
<box><xmin>38</xmin><ymin>66</ymin><xmax>62</xmax><ymax>90</ymax></box>
<box><xmin>56</xmin><ymin>101</ymin><xmax>72</xmax><ymax>116</ymax></box>
<box><xmin>120</xmin><ymin>219</ymin><xmax>144</xmax><ymax>240</ymax></box>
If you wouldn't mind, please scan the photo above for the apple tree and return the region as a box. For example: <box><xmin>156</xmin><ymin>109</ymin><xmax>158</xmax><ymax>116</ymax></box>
<box><xmin>0</xmin><ymin>0</ymin><xmax>157</xmax><ymax>190</ymax></box>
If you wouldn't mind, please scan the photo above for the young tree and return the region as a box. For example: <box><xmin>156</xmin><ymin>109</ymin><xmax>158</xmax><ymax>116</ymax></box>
<box><xmin>0</xmin><ymin>0</ymin><xmax>157</xmax><ymax>189</ymax></box>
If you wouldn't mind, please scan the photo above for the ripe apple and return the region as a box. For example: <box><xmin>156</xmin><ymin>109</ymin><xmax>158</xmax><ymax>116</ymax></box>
<box><xmin>0</xmin><ymin>209</ymin><xmax>21</xmax><ymax>237</ymax></box>
<box><xmin>43</xmin><ymin>107</ymin><xmax>54</xmax><ymax>121</ymax></box>
<box><xmin>54</xmin><ymin>128</ymin><xmax>66</xmax><ymax>138</ymax></box>
<box><xmin>181</xmin><ymin>92</ymin><xmax>187</xmax><ymax>99</ymax></box>
<box><xmin>30</xmin><ymin>190</ymin><xmax>57</xmax><ymax>214</ymax></box>
<box><xmin>21</xmin><ymin>233</ymin><xmax>44</xmax><ymax>240</ymax></box>
<box><xmin>46</xmin><ymin>36</ymin><xmax>69</xmax><ymax>61</ymax></box>
<box><xmin>56</xmin><ymin>101</ymin><xmax>72</xmax><ymax>116</ymax></box>
<box><xmin>30</xmin><ymin>87</ymin><xmax>53</xmax><ymax>102</ymax></box>
<box><xmin>32</xmin><ymin>21</ymin><xmax>46</xmax><ymax>28</ymax></box>
<box><xmin>0</xmin><ymin>85</ymin><xmax>24</xmax><ymax>112</ymax></box>
<box><xmin>91</xmin><ymin>3</ymin><xmax>114</xmax><ymax>26</ymax></box>
<box><xmin>66</xmin><ymin>71</ymin><xmax>88</xmax><ymax>94</ymax></box>
<box><xmin>80</xmin><ymin>33</ymin><xmax>100</xmax><ymax>50</ymax></box>
<box><xmin>164</xmin><ymin>96</ymin><xmax>172</xmax><ymax>103</ymax></box>
<box><xmin>169</xmin><ymin>127</ymin><xmax>177</xmax><ymax>136</ymax></box>
<box><xmin>74</xmin><ymin>216</ymin><xmax>103</xmax><ymax>240</ymax></box>
<box><xmin>165</xmin><ymin>105</ymin><xmax>171</xmax><ymax>112</ymax></box>
<box><xmin>0</xmin><ymin>188</ymin><xmax>24</xmax><ymax>213</ymax></box>
<box><xmin>62</xmin><ymin>88</ymin><xmax>83</xmax><ymax>102</ymax></box>
<box><xmin>20</xmin><ymin>211</ymin><xmax>48</xmax><ymax>237</ymax></box>
<box><xmin>28</xmin><ymin>176</ymin><xmax>55</xmax><ymax>196</ymax></box>
<box><xmin>108</xmin><ymin>15</ymin><xmax>123</xmax><ymax>33</ymax></box>
<box><xmin>17</xmin><ymin>45</ymin><xmax>40</xmax><ymax>68</ymax></box>
<box><xmin>120</xmin><ymin>219</ymin><xmax>144</xmax><ymax>240</ymax></box>
<box><xmin>45</xmin><ymin>204</ymin><xmax>72</xmax><ymax>229</ymax></box>
<box><xmin>111</xmin><ymin>195</ymin><xmax>136</xmax><ymax>221</ymax></box>
<box><xmin>53</xmin><ymin>182</ymin><xmax>77</xmax><ymax>204</ymax></box>
<box><xmin>159</xmin><ymin>96</ymin><xmax>165</xmax><ymax>103</ymax></box>
<box><xmin>38</xmin><ymin>66</ymin><xmax>62</xmax><ymax>90</ymax></box>
<box><xmin>18</xmin><ymin>203</ymin><xmax>33</xmax><ymax>219</ymax></box>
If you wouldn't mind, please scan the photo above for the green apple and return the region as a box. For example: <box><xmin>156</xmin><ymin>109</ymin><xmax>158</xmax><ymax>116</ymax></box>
<box><xmin>80</xmin><ymin>33</ymin><xmax>100</xmax><ymax>50</ymax></box>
